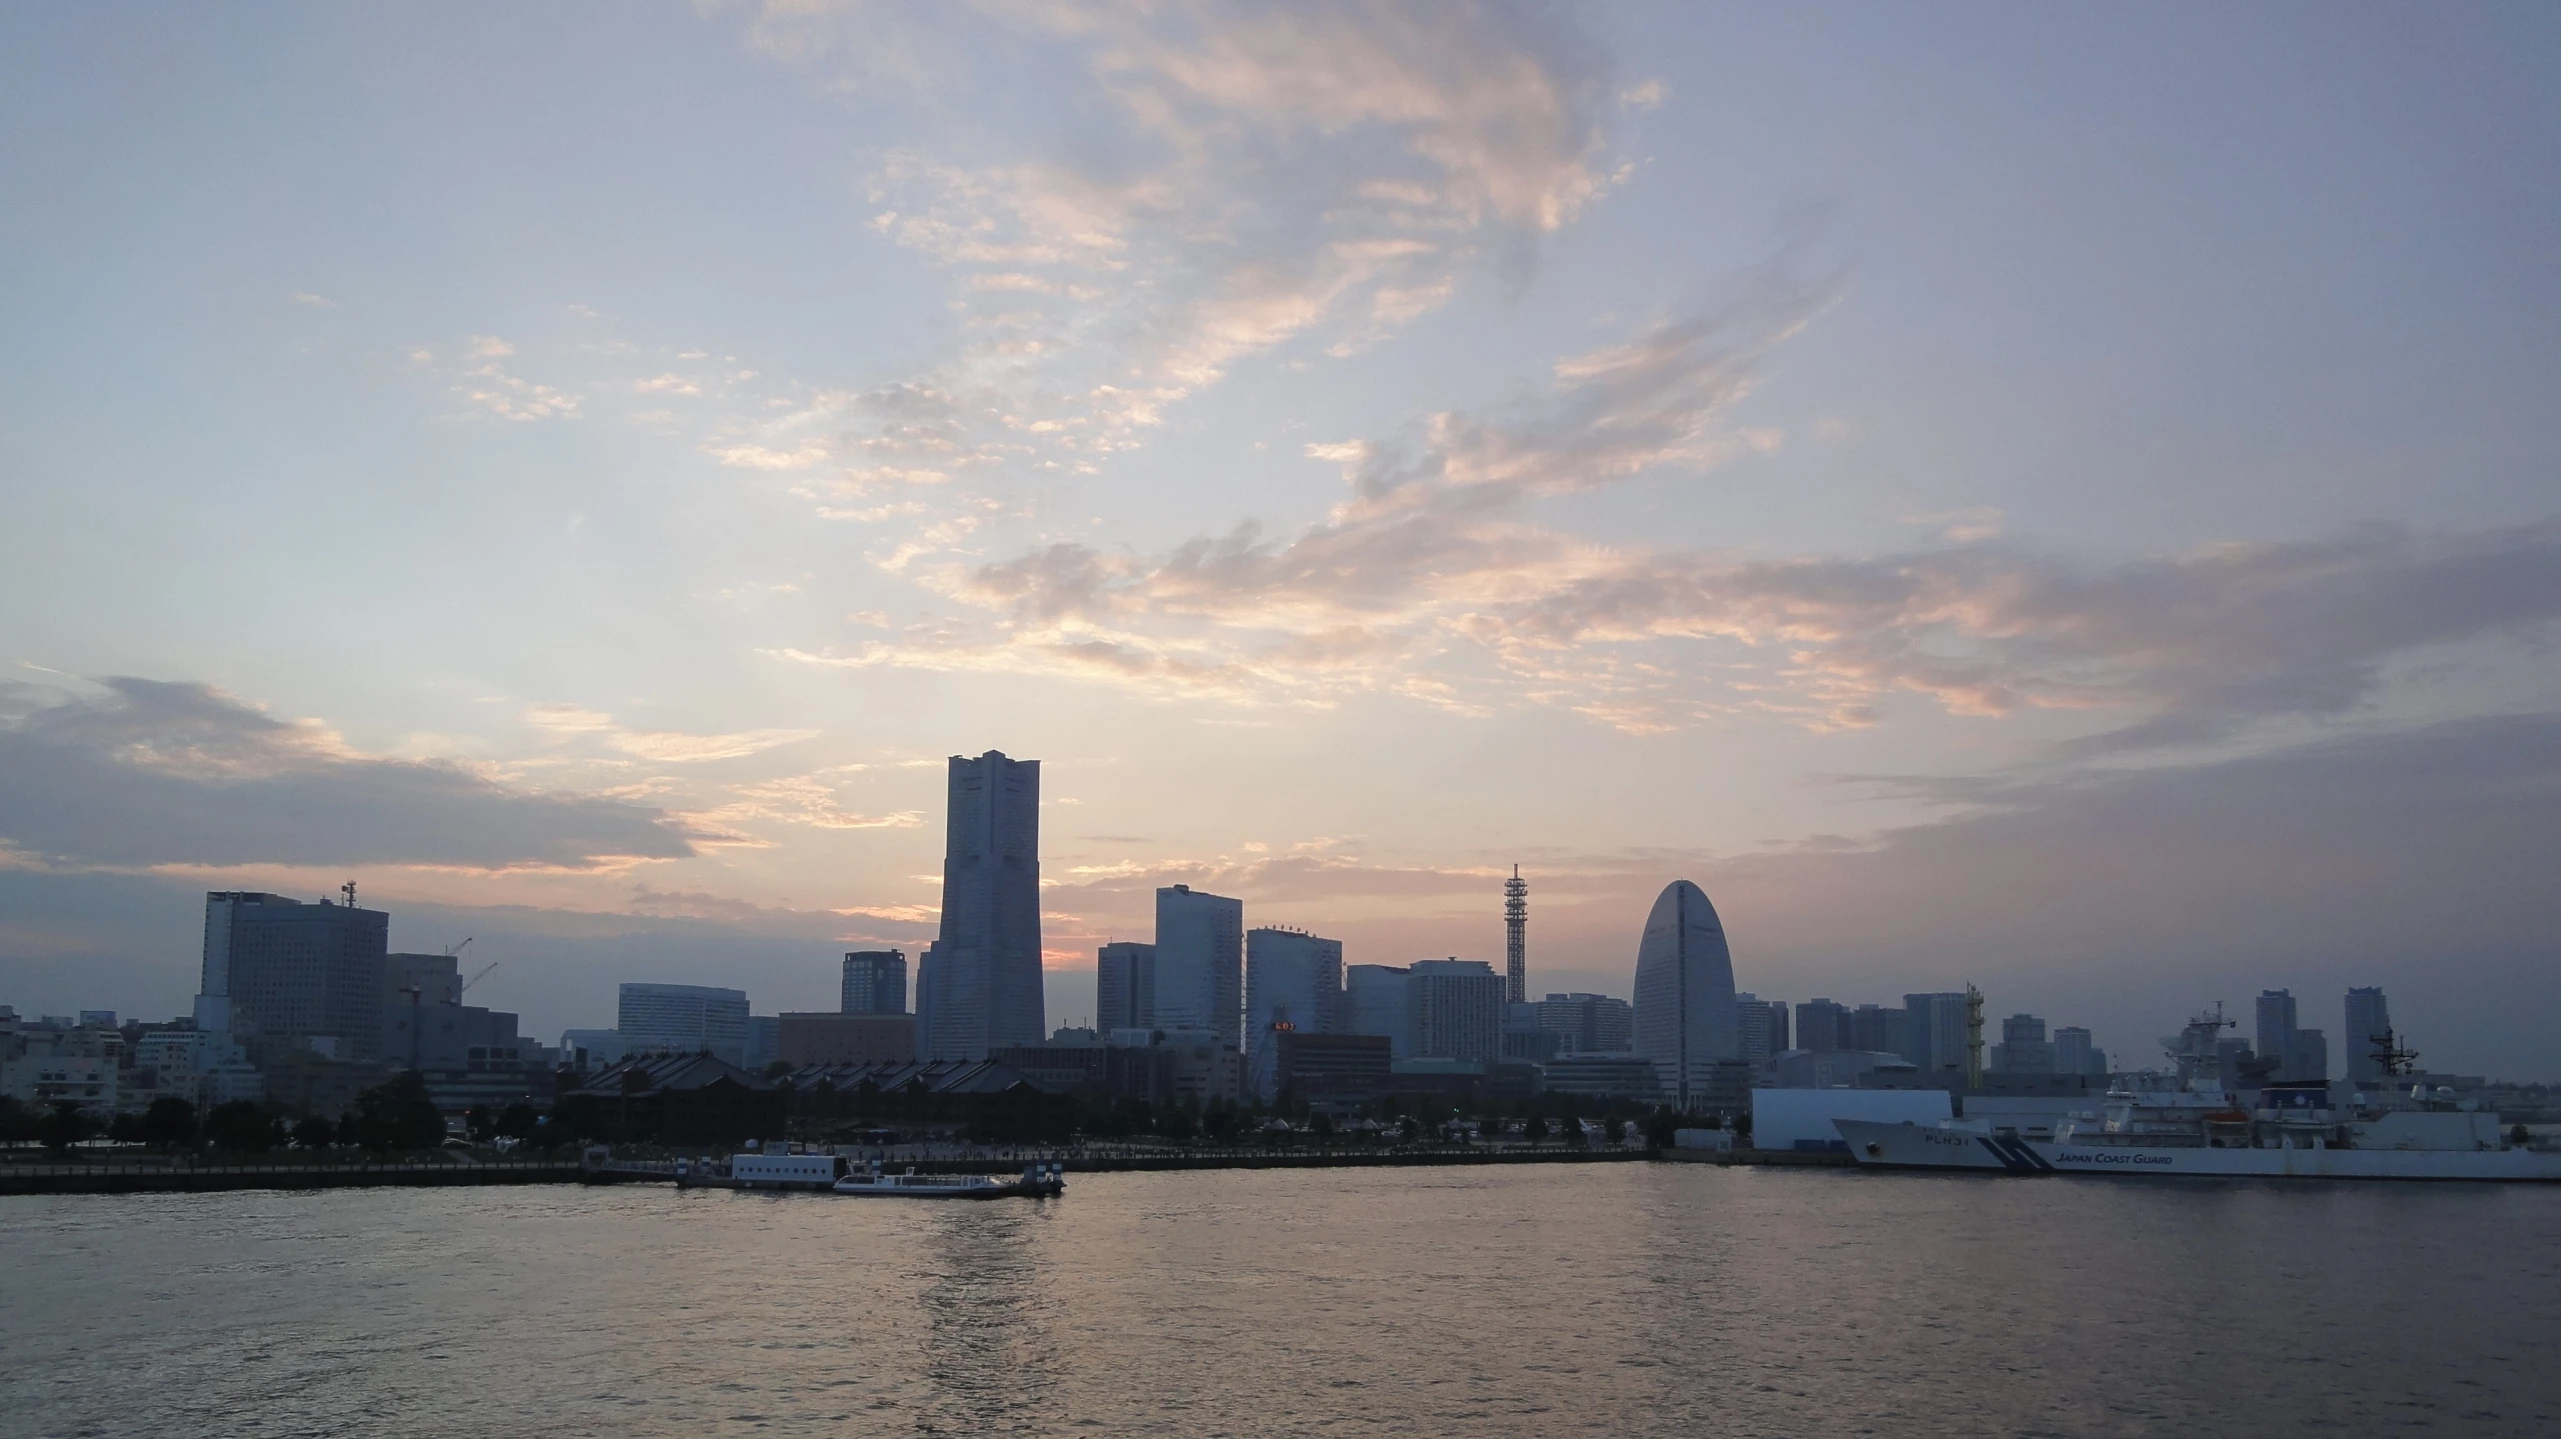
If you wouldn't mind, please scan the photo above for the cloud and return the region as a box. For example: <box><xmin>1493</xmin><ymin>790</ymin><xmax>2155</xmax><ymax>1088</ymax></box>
<box><xmin>521</xmin><ymin>703</ymin><xmax>817</xmax><ymax>763</ymax></box>
<box><xmin>703</xmin><ymin>0</ymin><xmax>1624</xmax><ymax>539</ymax></box>
<box><xmin>0</xmin><ymin>679</ymin><xmax>697</xmax><ymax>870</ymax></box>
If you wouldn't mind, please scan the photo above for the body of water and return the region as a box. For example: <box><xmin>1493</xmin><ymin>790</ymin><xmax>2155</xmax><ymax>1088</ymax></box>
<box><xmin>5</xmin><ymin>1164</ymin><xmax>2556</xmax><ymax>1437</ymax></box>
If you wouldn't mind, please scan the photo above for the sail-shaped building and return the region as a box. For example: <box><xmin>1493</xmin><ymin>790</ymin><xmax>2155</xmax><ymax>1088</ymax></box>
<box><xmin>1631</xmin><ymin>879</ymin><xmax>1739</xmax><ymax>1112</ymax></box>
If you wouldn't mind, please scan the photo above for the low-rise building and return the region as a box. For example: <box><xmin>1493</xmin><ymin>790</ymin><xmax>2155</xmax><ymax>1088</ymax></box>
<box><xmin>778</xmin><ymin>1012</ymin><xmax>916</xmax><ymax>1068</ymax></box>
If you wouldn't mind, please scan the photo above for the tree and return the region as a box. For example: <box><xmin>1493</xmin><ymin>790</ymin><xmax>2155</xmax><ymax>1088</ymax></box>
<box><xmin>1308</xmin><ymin>1111</ymin><xmax>1335</xmax><ymax>1140</ymax></box>
<box><xmin>1524</xmin><ymin>1115</ymin><xmax>1549</xmax><ymax>1142</ymax></box>
<box><xmin>1396</xmin><ymin>1116</ymin><xmax>1420</xmax><ymax>1143</ymax></box>
<box><xmin>495</xmin><ymin>1103</ymin><xmax>541</xmax><ymax>1144</ymax></box>
<box><xmin>0</xmin><ymin>1095</ymin><xmax>38</xmax><ymax>1145</ymax></box>
<box><xmin>1477</xmin><ymin>1115</ymin><xmax>1502</xmax><ymax>1140</ymax></box>
<box><xmin>40</xmin><ymin>1102</ymin><xmax>96</xmax><ymax>1156</ymax></box>
<box><xmin>140</xmin><ymin>1097</ymin><xmax>199</xmax><ymax>1151</ymax></box>
<box><xmin>345</xmin><ymin>1072</ymin><xmax>449</xmax><ymax>1152</ymax></box>
<box><xmin>293</xmin><ymin>1114</ymin><xmax>336</xmax><ymax>1150</ymax></box>
<box><xmin>464</xmin><ymin>1105</ymin><xmax>498</xmax><ymax>1142</ymax></box>
<box><xmin>546</xmin><ymin>1093</ymin><xmax>612</xmax><ymax>1145</ymax></box>
<box><xmin>1604</xmin><ymin>1116</ymin><xmax>1627</xmax><ymax>1145</ymax></box>
<box><xmin>2513</xmin><ymin>1123</ymin><xmax>2534</xmax><ymax>1147</ymax></box>
<box><xmin>206</xmin><ymin>1101</ymin><xmax>283</xmax><ymax>1153</ymax></box>
<box><xmin>761</xmin><ymin>1060</ymin><xmax>794</xmax><ymax>1081</ymax></box>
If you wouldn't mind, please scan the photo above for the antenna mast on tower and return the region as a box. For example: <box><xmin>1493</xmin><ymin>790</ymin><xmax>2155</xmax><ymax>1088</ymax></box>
<box><xmin>1503</xmin><ymin>865</ymin><xmax>1528</xmax><ymax>1005</ymax></box>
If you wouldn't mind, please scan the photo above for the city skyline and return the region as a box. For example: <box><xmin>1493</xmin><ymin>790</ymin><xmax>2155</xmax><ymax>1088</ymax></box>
<box><xmin>2</xmin><ymin>5</ymin><xmax>2557</xmax><ymax>1076</ymax></box>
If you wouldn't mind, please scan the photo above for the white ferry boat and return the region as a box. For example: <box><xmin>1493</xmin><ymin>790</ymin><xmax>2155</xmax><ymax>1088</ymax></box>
<box><xmin>1838</xmin><ymin>1012</ymin><xmax>2560</xmax><ymax>1182</ymax></box>
<box><xmin>831</xmin><ymin>1161</ymin><xmax>1066</xmax><ymax>1200</ymax></box>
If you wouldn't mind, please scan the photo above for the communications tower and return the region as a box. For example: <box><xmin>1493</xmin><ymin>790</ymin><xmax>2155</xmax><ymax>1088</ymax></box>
<box><xmin>1503</xmin><ymin>865</ymin><xmax>1528</xmax><ymax>1004</ymax></box>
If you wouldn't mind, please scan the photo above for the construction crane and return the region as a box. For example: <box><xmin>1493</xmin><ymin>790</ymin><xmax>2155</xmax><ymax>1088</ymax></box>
<box><xmin>462</xmin><ymin>961</ymin><xmax>498</xmax><ymax>994</ymax></box>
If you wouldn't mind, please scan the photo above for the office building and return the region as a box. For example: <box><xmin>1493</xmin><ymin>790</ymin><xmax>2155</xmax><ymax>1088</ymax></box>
<box><xmin>1536</xmin><ymin>993</ymin><xmax>1634</xmax><ymax>1054</ymax></box>
<box><xmin>1991</xmin><ymin>1013</ymin><xmax>2055</xmax><ymax>1073</ymax></box>
<box><xmin>2285</xmin><ymin>1028</ymin><xmax>2328</xmax><ymax>1085</ymax></box>
<box><xmin>1244</xmin><ymin>927</ymin><xmax>1343</xmax><ymax>1103</ymax></box>
<box><xmin>1537</xmin><ymin>1054</ymin><xmax>1664</xmax><ymax>1103</ymax></box>
<box><xmin>1848</xmin><ymin>1003</ymin><xmax>1904</xmax><ymax>1056</ymax></box>
<box><xmin>1735</xmin><ymin>992</ymin><xmax>1789</xmax><ymax>1068</ymax></box>
<box><xmin>559</xmin><ymin>1029</ymin><xmax>632</xmax><ymax>1069</ymax></box>
<box><xmin>1095</xmin><ymin>941</ymin><xmax>1157</xmax><ymax>1033</ymax></box>
<box><xmin>1276</xmin><ymin>1031</ymin><xmax>1391</xmax><ymax>1111</ymax></box>
<box><xmin>916</xmin><ymin>751</ymin><xmax>1046</xmax><ymax>1060</ymax></box>
<box><xmin>1901</xmin><ymin>992</ymin><xmax>1970</xmax><ymax>1075</ymax></box>
<box><xmin>617</xmin><ymin>983</ymin><xmax>750</xmax><ymax>1065</ymax></box>
<box><xmin>1795</xmin><ymin>999</ymin><xmax>1849</xmax><ymax>1054</ymax></box>
<box><xmin>197</xmin><ymin>891</ymin><xmax>391</xmax><ymax>1060</ymax></box>
<box><xmin>2052</xmin><ymin>1025</ymin><xmax>2107</xmax><ymax>1078</ymax></box>
<box><xmin>1154</xmin><ymin>885</ymin><xmax>1243</xmax><ymax>1048</ymax></box>
<box><xmin>1410</xmin><ymin>959</ymin><xmax>1504</xmax><ymax>1064</ymax></box>
<box><xmin>1631</xmin><ymin>880</ymin><xmax>1739</xmax><ymax>1111</ymax></box>
<box><xmin>2255</xmin><ymin>989</ymin><xmax>2298</xmax><ymax>1065</ymax></box>
<box><xmin>1344</xmin><ymin>964</ymin><xmax>1412</xmax><ymax>1060</ymax></box>
<box><xmin>841</xmin><ymin>951</ymin><xmax>907</xmax><ymax>1015</ymax></box>
<box><xmin>777</xmin><ymin>1012</ymin><xmax>916</xmax><ymax>1067</ymax></box>
<box><xmin>2344</xmin><ymin>987</ymin><xmax>2392</xmax><ymax>1085</ymax></box>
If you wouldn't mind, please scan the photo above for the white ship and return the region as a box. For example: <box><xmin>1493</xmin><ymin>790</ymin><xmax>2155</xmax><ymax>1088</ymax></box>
<box><xmin>1837</xmin><ymin>1009</ymin><xmax>2561</xmax><ymax>1182</ymax></box>
<box><xmin>832</xmin><ymin>1161</ymin><xmax>1065</xmax><ymax>1200</ymax></box>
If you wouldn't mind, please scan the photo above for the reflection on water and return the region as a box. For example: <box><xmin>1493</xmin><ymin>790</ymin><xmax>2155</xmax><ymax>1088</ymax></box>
<box><xmin>4</xmin><ymin>1166</ymin><xmax>2559</xmax><ymax>1437</ymax></box>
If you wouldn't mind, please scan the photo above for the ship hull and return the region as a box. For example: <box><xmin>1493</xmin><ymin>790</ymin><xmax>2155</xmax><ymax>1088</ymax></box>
<box><xmin>1834</xmin><ymin>1120</ymin><xmax>2561</xmax><ymax>1181</ymax></box>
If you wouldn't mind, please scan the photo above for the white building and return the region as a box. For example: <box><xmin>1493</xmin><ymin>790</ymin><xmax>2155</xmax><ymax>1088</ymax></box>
<box><xmin>1410</xmin><ymin>959</ymin><xmax>1503</xmax><ymax>1064</ymax></box>
<box><xmin>616</xmin><ymin>983</ymin><xmax>750</xmax><ymax>1065</ymax></box>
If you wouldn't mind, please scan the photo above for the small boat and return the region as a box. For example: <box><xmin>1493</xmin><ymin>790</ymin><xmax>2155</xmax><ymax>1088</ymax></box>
<box><xmin>831</xmin><ymin>1161</ymin><xmax>1066</xmax><ymax>1200</ymax></box>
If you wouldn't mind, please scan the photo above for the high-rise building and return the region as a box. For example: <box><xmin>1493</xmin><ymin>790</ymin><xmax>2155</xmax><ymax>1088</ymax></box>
<box><xmin>1344</xmin><ymin>964</ymin><xmax>1413</xmax><ymax>1060</ymax></box>
<box><xmin>2286</xmin><ymin>1028</ymin><xmax>2328</xmax><ymax>1084</ymax></box>
<box><xmin>1536</xmin><ymin>993</ymin><xmax>1634</xmax><ymax>1054</ymax></box>
<box><xmin>1153</xmin><ymin>885</ymin><xmax>1243</xmax><ymax>1048</ymax></box>
<box><xmin>2344</xmin><ymin>987</ymin><xmax>2392</xmax><ymax>1084</ymax></box>
<box><xmin>1991</xmin><ymin>1013</ymin><xmax>2055</xmax><ymax>1073</ymax></box>
<box><xmin>1795</xmin><ymin>998</ymin><xmax>1850</xmax><ymax>1053</ymax></box>
<box><xmin>1631</xmin><ymin>880</ymin><xmax>1739</xmax><ymax>1112</ymax></box>
<box><xmin>917</xmin><ymin>751</ymin><xmax>1046</xmax><ymax>1060</ymax></box>
<box><xmin>2254</xmin><ymin>989</ymin><xmax>2298</xmax><ymax>1065</ymax></box>
<box><xmin>1244</xmin><ymin>927</ymin><xmax>1344</xmax><ymax>1101</ymax></box>
<box><xmin>1849</xmin><ymin>1003</ymin><xmax>1904</xmax><ymax>1057</ymax></box>
<box><xmin>1735</xmin><ymin>993</ymin><xmax>1789</xmax><ymax>1067</ymax></box>
<box><xmin>616</xmin><ymin>983</ymin><xmax>750</xmax><ymax>1065</ymax></box>
<box><xmin>2053</xmin><ymin>1025</ymin><xmax>2106</xmax><ymax>1078</ymax></box>
<box><xmin>1095</xmin><ymin>941</ymin><xmax>1156</xmax><ymax>1033</ymax></box>
<box><xmin>1410</xmin><ymin>959</ymin><xmax>1504</xmax><ymax>1063</ymax></box>
<box><xmin>840</xmin><ymin>951</ymin><xmax>907</xmax><ymax>1015</ymax></box>
<box><xmin>1901</xmin><ymin>992</ymin><xmax>1970</xmax><ymax>1074</ymax></box>
<box><xmin>198</xmin><ymin>891</ymin><xmax>391</xmax><ymax>1060</ymax></box>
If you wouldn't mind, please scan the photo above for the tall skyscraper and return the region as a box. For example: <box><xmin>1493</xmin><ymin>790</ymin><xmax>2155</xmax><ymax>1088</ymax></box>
<box><xmin>2053</xmin><ymin>1025</ymin><xmax>2105</xmax><ymax>1077</ymax></box>
<box><xmin>617</xmin><ymin>983</ymin><xmax>750</xmax><ymax>1065</ymax></box>
<box><xmin>1095</xmin><ymin>941</ymin><xmax>1156</xmax><ymax>1033</ymax></box>
<box><xmin>198</xmin><ymin>891</ymin><xmax>391</xmax><ymax>1060</ymax></box>
<box><xmin>2286</xmin><ymin>1028</ymin><xmax>2329</xmax><ymax>1084</ymax></box>
<box><xmin>1410</xmin><ymin>959</ymin><xmax>1504</xmax><ymax>1063</ymax></box>
<box><xmin>1344</xmin><ymin>964</ymin><xmax>1413</xmax><ymax>1060</ymax></box>
<box><xmin>1154</xmin><ymin>884</ymin><xmax>1243</xmax><ymax>1047</ymax></box>
<box><xmin>2344</xmin><ymin>986</ymin><xmax>2392</xmax><ymax>1085</ymax></box>
<box><xmin>1795</xmin><ymin>998</ymin><xmax>1850</xmax><ymax>1053</ymax></box>
<box><xmin>1901</xmin><ymin>992</ymin><xmax>1970</xmax><ymax>1074</ymax></box>
<box><xmin>1848</xmin><ymin>1003</ymin><xmax>1904</xmax><ymax>1056</ymax></box>
<box><xmin>841</xmin><ymin>950</ymin><xmax>908</xmax><ymax>1015</ymax></box>
<box><xmin>1244</xmin><ymin>927</ymin><xmax>1344</xmax><ymax>1101</ymax></box>
<box><xmin>1536</xmin><ymin>992</ymin><xmax>1634</xmax><ymax>1054</ymax></box>
<box><xmin>1992</xmin><ymin>1013</ymin><xmax>2055</xmax><ymax>1073</ymax></box>
<box><xmin>1631</xmin><ymin>879</ymin><xmax>1739</xmax><ymax>1112</ymax></box>
<box><xmin>2254</xmin><ymin>989</ymin><xmax>2299</xmax><ymax>1064</ymax></box>
<box><xmin>917</xmin><ymin>751</ymin><xmax>1046</xmax><ymax>1060</ymax></box>
<box><xmin>1734</xmin><ymin>992</ymin><xmax>1788</xmax><ymax>1067</ymax></box>
<box><xmin>1503</xmin><ymin>866</ymin><xmax>1528</xmax><ymax>1005</ymax></box>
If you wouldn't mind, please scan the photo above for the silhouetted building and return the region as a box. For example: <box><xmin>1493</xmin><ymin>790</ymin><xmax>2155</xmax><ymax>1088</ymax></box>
<box><xmin>197</xmin><ymin>891</ymin><xmax>390</xmax><ymax>1061</ymax></box>
<box><xmin>917</xmin><ymin>751</ymin><xmax>1046</xmax><ymax>1059</ymax></box>
<box><xmin>784</xmin><ymin>1059</ymin><xmax>1073</xmax><ymax>1144</ymax></box>
<box><xmin>1155</xmin><ymin>885</ymin><xmax>1243</xmax><ymax>1048</ymax></box>
<box><xmin>562</xmin><ymin>1053</ymin><xmax>783</xmax><ymax>1148</ymax></box>
<box><xmin>841</xmin><ymin>951</ymin><xmax>908</xmax><ymax>1015</ymax></box>
<box><xmin>1901</xmin><ymin>992</ymin><xmax>1970</xmax><ymax>1075</ymax></box>
<box><xmin>1632</xmin><ymin>880</ymin><xmax>1739</xmax><ymax>1111</ymax></box>
<box><xmin>2052</xmin><ymin>1025</ymin><xmax>2107</xmax><ymax>1078</ymax></box>
<box><xmin>1245</xmin><ymin>927</ymin><xmax>1343</xmax><ymax>1102</ymax></box>
<box><xmin>1411</xmin><ymin>959</ymin><xmax>1504</xmax><ymax>1063</ymax></box>
<box><xmin>1795</xmin><ymin>999</ymin><xmax>1850</xmax><ymax>1053</ymax></box>
<box><xmin>1536</xmin><ymin>1054</ymin><xmax>1663</xmax><ymax>1102</ymax></box>
<box><xmin>1277</xmin><ymin>1031</ymin><xmax>1392</xmax><ymax>1110</ymax></box>
<box><xmin>1096</xmin><ymin>941</ymin><xmax>1156</xmax><ymax>1032</ymax></box>
<box><xmin>1991</xmin><ymin>1013</ymin><xmax>2055</xmax><ymax>1073</ymax></box>
<box><xmin>779</xmin><ymin>1012</ymin><xmax>915</xmax><ymax>1067</ymax></box>
<box><xmin>1345</xmin><ymin>964</ymin><xmax>1413</xmax><ymax>1060</ymax></box>
<box><xmin>1535</xmin><ymin>993</ymin><xmax>1633</xmax><ymax>1054</ymax></box>
<box><xmin>1849</xmin><ymin>1003</ymin><xmax>1904</xmax><ymax>1056</ymax></box>
<box><xmin>2344</xmin><ymin>987</ymin><xmax>2392</xmax><ymax>1085</ymax></box>
<box><xmin>1736</xmin><ymin>993</ymin><xmax>1789</xmax><ymax>1068</ymax></box>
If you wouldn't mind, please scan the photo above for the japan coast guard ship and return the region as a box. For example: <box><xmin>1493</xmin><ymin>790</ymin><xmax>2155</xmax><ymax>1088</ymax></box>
<box><xmin>1837</xmin><ymin>1010</ymin><xmax>2561</xmax><ymax>1182</ymax></box>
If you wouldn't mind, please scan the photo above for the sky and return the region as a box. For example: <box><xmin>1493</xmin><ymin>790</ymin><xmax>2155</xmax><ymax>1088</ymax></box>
<box><xmin>2</xmin><ymin>2</ymin><xmax>2557</xmax><ymax>1077</ymax></box>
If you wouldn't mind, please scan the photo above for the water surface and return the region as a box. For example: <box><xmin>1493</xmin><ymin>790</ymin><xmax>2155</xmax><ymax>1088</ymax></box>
<box><xmin>5</xmin><ymin>1165</ymin><xmax>2554</xmax><ymax>1436</ymax></box>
